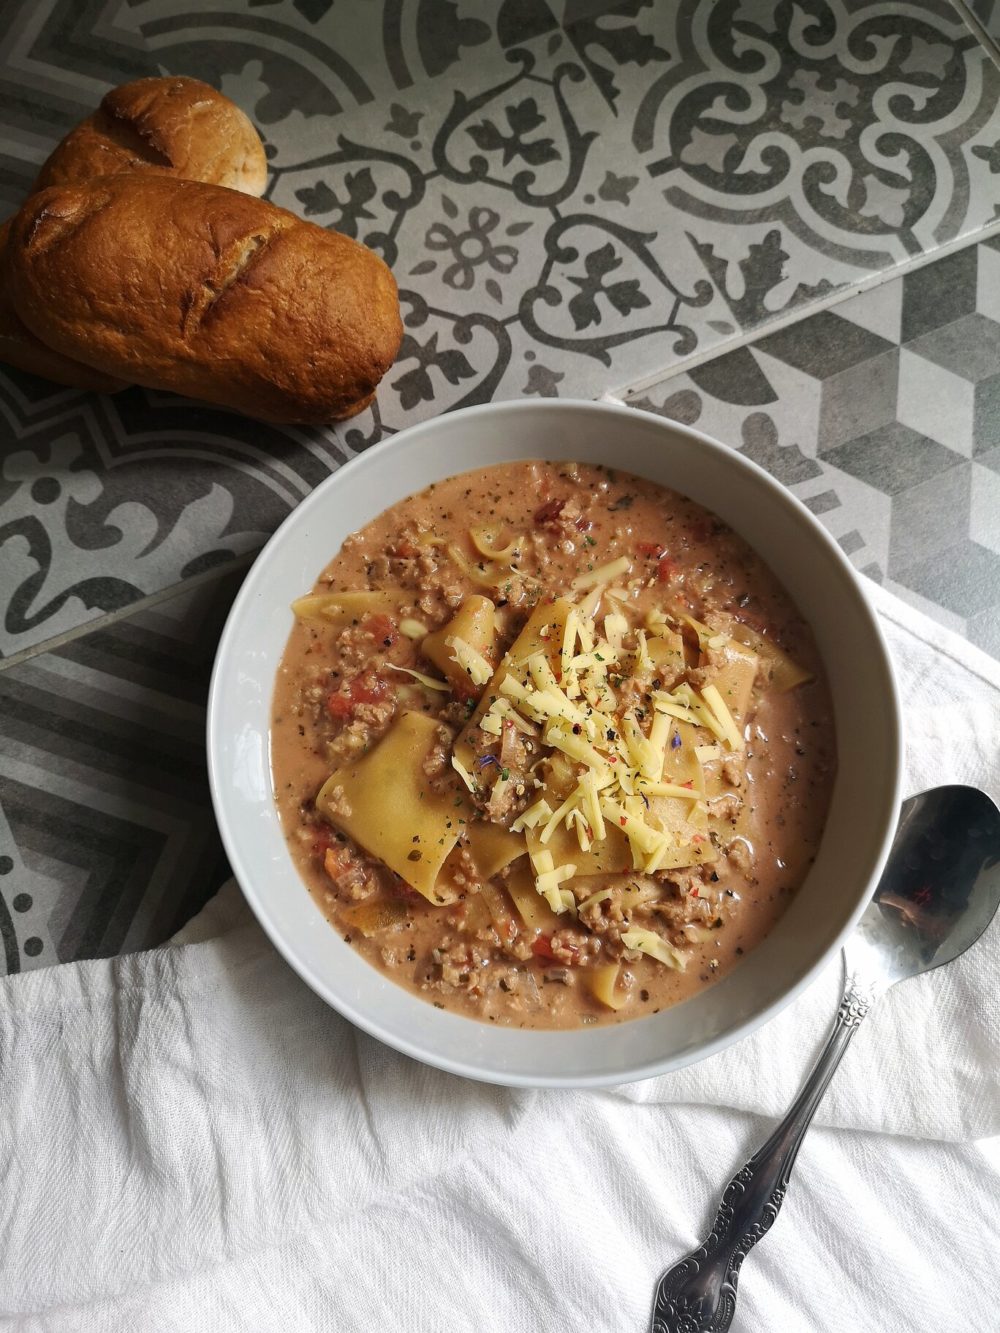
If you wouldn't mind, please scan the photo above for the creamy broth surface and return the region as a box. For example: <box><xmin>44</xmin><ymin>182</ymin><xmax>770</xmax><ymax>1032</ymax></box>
<box><xmin>271</xmin><ymin>461</ymin><xmax>836</xmax><ymax>1028</ymax></box>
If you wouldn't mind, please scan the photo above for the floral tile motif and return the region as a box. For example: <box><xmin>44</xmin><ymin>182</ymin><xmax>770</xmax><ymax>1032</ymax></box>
<box><xmin>0</xmin><ymin>380</ymin><xmax>340</xmax><ymax>661</ymax></box>
<box><xmin>0</xmin><ymin>572</ymin><xmax>240</xmax><ymax>974</ymax></box>
<box><xmin>626</xmin><ymin>236</ymin><xmax>1000</xmax><ymax>659</ymax></box>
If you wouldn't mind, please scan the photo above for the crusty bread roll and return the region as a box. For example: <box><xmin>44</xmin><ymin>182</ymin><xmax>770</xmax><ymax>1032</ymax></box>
<box><xmin>0</xmin><ymin>220</ymin><xmax>126</xmax><ymax>392</ymax></box>
<box><xmin>6</xmin><ymin>175</ymin><xmax>403</xmax><ymax>423</ymax></box>
<box><xmin>0</xmin><ymin>75</ymin><xmax>268</xmax><ymax>394</ymax></box>
<box><xmin>33</xmin><ymin>77</ymin><xmax>267</xmax><ymax>197</ymax></box>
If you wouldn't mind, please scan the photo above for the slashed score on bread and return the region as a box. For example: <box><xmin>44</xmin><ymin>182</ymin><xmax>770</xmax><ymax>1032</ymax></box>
<box><xmin>0</xmin><ymin>219</ymin><xmax>127</xmax><ymax>392</ymax></box>
<box><xmin>1</xmin><ymin>75</ymin><xmax>268</xmax><ymax>395</ymax></box>
<box><xmin>32</xmin><ymin>76</ymin><xmax>268</xmax><ymax>197</ymax></box>
<box><xmin>6</xmin><ymin>175</ymin><xmax>403</xmax><ymax>423</ymax></box>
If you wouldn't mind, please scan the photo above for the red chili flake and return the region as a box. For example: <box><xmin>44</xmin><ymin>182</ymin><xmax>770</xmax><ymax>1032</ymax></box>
<box><xmin>575</xmin><ymin>517</ymin><xmax>593</xmax><ymax>532</ymax></box>
<box><xmin>681</xmin><ymin>780</ymin><xmax>694</xmax><ymax>789</ymax></box>
<box><xmin>689</xmin><ymin>888</ymin><xmax>700</xmax><ymax>897</ymax></box>
<box><xmin>636</xmin><ymin>542</ymin><xmax>665</xmax><ymax>559</ymax></box>
<box><xmin>608</xmin><ymin>755</ymin><xmax>618</xmax><ymax>764</ymax></box>
<box><xmin>691</xmin><ymin>834</ymin><xmax>705</xmax><ymax>844</ymax></box>
<box><xmin>532</xmin><ymin>935</ymin><xmax>557</xmax><ymax>961</ymax></box>
<box><xmin>619</xmin><ymin>816</ymin><xmax>628</xmax><ymax>827</ymax></box>
<box><xmin>656</xmin><ymin>558</ymin><xmax>677</xmax><ymax>584</ymax></box>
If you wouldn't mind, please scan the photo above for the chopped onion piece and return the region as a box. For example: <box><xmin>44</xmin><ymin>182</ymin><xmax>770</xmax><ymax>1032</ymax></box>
<box><xmin>399</xmin><ymin>618</ymin><xmax>428</xmax><ymax>640</ymax></box>
<box><xmin>385</xmin><ymin>664</ymin><xmax>449</xmax><ymax>692</ymax></box>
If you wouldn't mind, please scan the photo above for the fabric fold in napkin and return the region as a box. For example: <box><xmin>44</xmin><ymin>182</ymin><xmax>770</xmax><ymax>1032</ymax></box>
<box><xmin>1</xmin><ymin>581</ymin><xmax>998</xmax><ymax>1331</ymax></box>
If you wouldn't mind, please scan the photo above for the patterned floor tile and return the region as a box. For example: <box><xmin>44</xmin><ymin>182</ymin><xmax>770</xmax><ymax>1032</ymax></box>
<box><xmin>0</xmin><ymin>0</ymin><xmax>155</xmax><ymax>211</ymax></box>
<box><xmin>626</xmin><ymin>235</ymin><xmax>1000</xmax><ymax>656</ymax></box>
<box><xmin>0</xmin><ymin>572</ymin><xmax>241</xmax><ymax>974</ymax></box>
<box><xmin>965</xmin><ymin>0</ymin><xmax>1000</xmax><ymax>55</ymax></box>
<box><xmin>0</xmin><ymin>379</ymin><xmax>344</xmax><ymax>661</ymax></box>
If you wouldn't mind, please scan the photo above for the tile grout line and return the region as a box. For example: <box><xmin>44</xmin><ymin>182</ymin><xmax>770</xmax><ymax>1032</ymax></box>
<box><xmin>612</xmin><ymin>217</ymin><xmax>1000</xmax><ymax>399</ymax></box>
<box><xmin>4</xmin><ymin>219</ymin><xmax>1000</xmax><ymax>674</ymax></box>
<box><xmin>951</xmin><ymin>0</ymin><xmax>1000</xmax><ymax>68</ymax></box>
<box><xmin>0</xmin><ymin>554</ymin><xmax>255</xmax><ymax>675</ymax></box>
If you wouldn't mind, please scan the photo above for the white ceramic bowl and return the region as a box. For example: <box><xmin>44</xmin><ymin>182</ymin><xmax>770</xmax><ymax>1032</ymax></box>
<box><xmin>208</xmin><ymin>399</ymin><xmax>902</xmax><ymax>1087</ymax></box>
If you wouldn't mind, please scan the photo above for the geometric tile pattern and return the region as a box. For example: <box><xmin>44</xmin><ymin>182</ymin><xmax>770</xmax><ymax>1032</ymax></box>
<box><xmin>0</xmin><ymin>573</ymin><xmax>238</xmax><ymax>972</ymax></box>
<box><xmin>4</xmin><ymin>0</ymin><xmax>1000</xmax><ymax>663</ymax></box>
<box><xmin>627</xmin><ymin>236</ymin><xmax>1000</xmax><ymax>659</ymax></box>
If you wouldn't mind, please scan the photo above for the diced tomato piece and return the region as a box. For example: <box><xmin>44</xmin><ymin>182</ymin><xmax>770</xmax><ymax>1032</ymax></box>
<box><xmin>364</xmin><ymin>613</ymin><xmax>398</xmax><ymax>646</ymax></box>
<box><xmin>352</xmin><ymin>675</ymin><xmax>390</xmax><ymax>706</ymax></box>
<box><xmin>391</xmin><ymin>539</ymin><xmax>419</xmax><ymax>558</ymax></box>
<box><xmin>326</xmin><ymin>692</ymin><xmax>354</xmax><ymax>718</ymax></box>
<box><xmin>326</xmin><ymin>671</ymin><xmax>389</xmax><ymax>719</ymax></box>
<box><xmin>311</xmin><ymin>826</ymin><xmax>336</xmax><ymax>857</ymax></box>
<box><xmin>575</xmin><ymin>517</ymin><xmax>592</xmax><ymax>532</ymax></box>
<box><xmin>532</xmin><ymin>935</ymin><xmax>557</xmax><ymax>961</ymax></box>
<box><xmin>656</xmin><ymin>558</ymin><xmax>677</xmax><ymax>583</ymax></box>
<box><xmin>534</xmin><ymin>498</ymin><xmax>566</xmax><ymax>525</ymax></box>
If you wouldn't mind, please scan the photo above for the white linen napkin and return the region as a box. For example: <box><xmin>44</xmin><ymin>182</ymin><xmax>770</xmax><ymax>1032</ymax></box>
<box><xmin>1</xmin><ymin>583</ymin><xmax>998</xmax><ymax>1333</ymax></box>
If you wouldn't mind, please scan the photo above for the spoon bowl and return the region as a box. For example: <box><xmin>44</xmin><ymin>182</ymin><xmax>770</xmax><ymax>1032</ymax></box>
<box><xmin>651</xmin><ymin>784</ymin><xmax>1000</xmax><ymax>1333</ymax></box>
<box><xmin>850</xmin><ymin>784</ymin><xmax>1000</xmax><ymax>987</ymax></box>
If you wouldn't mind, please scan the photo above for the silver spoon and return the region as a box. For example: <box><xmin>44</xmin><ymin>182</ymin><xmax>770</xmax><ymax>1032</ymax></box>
<box><xmin>649</xmin><ymin>783</ymin><xmax>1000</xmax><ymax>1333</ymax></box>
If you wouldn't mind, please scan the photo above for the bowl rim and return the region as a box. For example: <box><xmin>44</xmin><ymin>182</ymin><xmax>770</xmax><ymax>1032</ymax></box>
<box><xmin>207</xmin><ymin>397</ymin><xmax>904</xmax><ymax>1087</ymax></box>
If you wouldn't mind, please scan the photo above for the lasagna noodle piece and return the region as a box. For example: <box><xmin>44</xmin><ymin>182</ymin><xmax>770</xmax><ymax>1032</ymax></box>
<box><xmin>317</xmin><ymin>710</ymin><xmax>469</xmax><ymax>902</ymax></box>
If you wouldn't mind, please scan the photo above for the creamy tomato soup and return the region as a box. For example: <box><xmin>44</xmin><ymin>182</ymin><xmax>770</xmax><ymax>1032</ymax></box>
<box><xmin>271</xmin><ymin>461</ymin><xmax>836</xmax><ymax>1028</ymax></box>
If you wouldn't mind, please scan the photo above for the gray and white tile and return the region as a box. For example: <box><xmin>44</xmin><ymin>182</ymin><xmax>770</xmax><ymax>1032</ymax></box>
<box><xmin>0</xmin><ymin>572</ymin><xmax>241</xmax><ymax>974</ymax></box>
<box><xmin>627</xmin><ymin>235</ymin><xmax>1000</xmax><ymax>658</ymax></box>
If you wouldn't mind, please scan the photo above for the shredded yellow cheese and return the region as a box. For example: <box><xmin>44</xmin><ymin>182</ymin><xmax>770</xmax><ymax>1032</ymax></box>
<box><xmin>510</xmin><ymin>798</ymin><xmax>553</xmax><ymax>833</ymax></box>
<box><xmin>568</xmin><ymin>807</ymin><xmax>593</xmax><ymax>852</ymax></box>
<box><xmin>539</xmin><ymin>790</ymin><xmax>581</xmax><ymax>845</ymax></box>
<box><xmin>621</xmin><ymin>927</ymin><xmax>686</xmax><ymax>970</ymax></box>
<box><xmin>701</xmin><ymin>683</ymin><xmax>744</xmax><ymax>751</ymax></box>
<box><xmin>578</xmin><ymin>887</ymin><xmax>612</xmax><ymax>912</ymax></box>
<box><xmin>573</xmin><ymin>556</ymin><xmax>631</xmax><ymax>592</ymax></box>
<box><xmin>603</xmin><ymin>612</ymin><xmax>628</xmax><ymax>652</ymax></box>
<box><xmin>450</xmin><ymin>754</ymin><xmax>477</xmax><ymax>793</ymax></box>
<box><xmin>634</xmin><ymin>628</ymin><xmax>653</xmax><ymax>675</ymax></box>
<box><xmin>447</xmin><ymin>635</ymin><xmax>493</xmax><ymax>687</ymax></box>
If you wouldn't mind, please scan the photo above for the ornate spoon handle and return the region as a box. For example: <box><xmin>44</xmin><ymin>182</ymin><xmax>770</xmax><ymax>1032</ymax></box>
<box><xmin>649</xmin><ymin>974</ymin><xmax>881</xmax><ymax>1333</ymax></box>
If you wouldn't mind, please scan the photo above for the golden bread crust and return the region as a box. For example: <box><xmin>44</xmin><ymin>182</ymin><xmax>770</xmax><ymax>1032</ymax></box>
<box><xmin>32</xmin><ymin>76</ymin><xmax>268</xmax><ymax>197</ymax></box>
<box><xmin>6</xmin><ymin>176</ymin><xmax>403</xmax><ymax>423</ymax></box>
<box><xmin>0</xmin><ymin>219</ymin><xmax>126</xmax><ymax>392</ymax></box>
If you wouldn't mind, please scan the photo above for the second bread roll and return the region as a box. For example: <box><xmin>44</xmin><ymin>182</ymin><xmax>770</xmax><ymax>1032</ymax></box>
<box><xmin>7</xmin><ymin>175</ymin><xmax>403</xmax><ymax>423</ymax></box>
<box><xmin>33</xmin><ymin>76</ymin><xmax>268</xmax><ymax>197</ymax></box>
